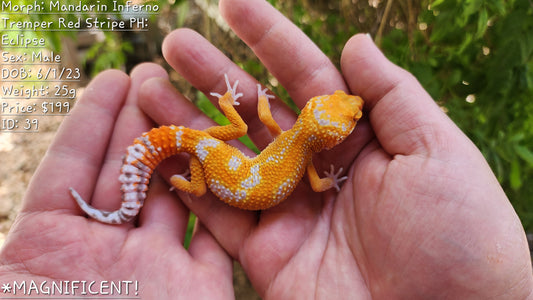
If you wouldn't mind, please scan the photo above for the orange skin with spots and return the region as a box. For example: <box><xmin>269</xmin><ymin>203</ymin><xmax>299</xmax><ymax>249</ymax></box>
<box><xmin>70</xmin><ymin>76</ymin><xmax>363</xmax><ymax>224</ymax></box>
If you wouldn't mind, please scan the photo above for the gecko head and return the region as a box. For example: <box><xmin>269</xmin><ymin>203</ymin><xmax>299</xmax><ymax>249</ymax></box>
<box><xmin>301</xmin><ymin>90</ymin><xmax>364</xmax><ymax>150</ymax></box>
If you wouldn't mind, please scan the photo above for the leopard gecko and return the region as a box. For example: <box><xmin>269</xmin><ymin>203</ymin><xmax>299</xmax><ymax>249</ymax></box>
<box><xmin>70</xmin><ymin>74</ymin><xmax>364</xmax><ymax>224</ymax></box>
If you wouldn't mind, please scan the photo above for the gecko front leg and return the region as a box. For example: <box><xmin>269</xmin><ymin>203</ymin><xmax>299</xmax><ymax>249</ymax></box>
<box><xmin>257</xmin><ymin>85</ymin><xmax>282</xmax><ymax>138</ymax></box>
<box><xmin>307</xmin><ymin>163</ymin><xmax>348</xmax><ymax>192</ymax></box>
<box><xmin>205</xmin><ymin>74</ymin><xmax>247</xmax><ymax>141</ymax></box>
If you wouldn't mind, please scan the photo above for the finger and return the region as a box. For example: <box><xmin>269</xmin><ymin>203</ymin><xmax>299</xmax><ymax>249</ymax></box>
<box><xmin>21</xmin><ymin>70</ymin><xmax>130</xmax><ymax>213</ymax></box>
<box><xmin>220</xmin><ymin>0</ymin><xmax>367</xmax><ymax>174</ymax></box>
<box><xmin>188</xmin><ymin>222</ymin><xmax>234</xmax><ymax>274</ymax></box>
<box><xmin>341</xmin><ymin>34</ymin><xmax>459</xmax><ymax>156</ymax></box>
<box><xmin>162</xmin><ymin>28</ymin><xmax>295</xmax><ymax>150</ymax></box>
<box><xmin>160</xmin><ymin>170</ymin><xmax>257</xmax><ymax>259</ymax></box>
<box><xmin>187</xmin><ymin>222</ymin><xmax>235</xmax><ymax>297</ymax></box>
<box><xmin>90</xmin><ymin>63</ymin><xmax>169</xmax><ymax>211</ymax></box>
<box><xmin>137</xmin><ymin>172</ymin><xmax>189</xmax><ymax>241</ymax></box>
<box><xmin>219</xmin><ymin>0</ymin><xmax>347</xmax><ymax>104</ymax></box>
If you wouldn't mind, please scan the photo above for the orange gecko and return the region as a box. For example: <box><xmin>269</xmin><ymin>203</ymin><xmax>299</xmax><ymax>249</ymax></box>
<box><xmin>70</xmin><ymin>74</ymin><xmax>364</xmax><ymax>224</ymax></box>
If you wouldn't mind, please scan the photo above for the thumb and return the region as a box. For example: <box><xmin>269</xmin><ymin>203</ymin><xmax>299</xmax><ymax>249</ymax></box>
<box><xmin>341</xmin><ymin>34</ymin><xmax>458</xmax><ymax>157</ymax></box>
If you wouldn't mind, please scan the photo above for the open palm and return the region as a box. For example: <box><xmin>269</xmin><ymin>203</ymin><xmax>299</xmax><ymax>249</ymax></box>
<box><xmin>1</xmin><ymin>0</ymin><xmax>531</xmax><ymax>299</ymax></box>
<box><xmin>140</xmin><ymin>0</ymin><xmax>532</xmax><ymax>298</ymax></box>
<box><xmin>0</xmin><ymin>68</ymin><xmax>233</xmax><ymax>298</ymax></box>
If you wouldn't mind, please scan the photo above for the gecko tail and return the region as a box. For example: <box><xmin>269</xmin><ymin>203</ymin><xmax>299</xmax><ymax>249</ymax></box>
<box><xmin>68</xmin><ymin>125</ymin><xmax>186</xmax><ymax>224</ymax></box>
<box><xmin>69</xmin><ymin>188</ymin><xmax>140</xmax><ymax>224</ymax></box>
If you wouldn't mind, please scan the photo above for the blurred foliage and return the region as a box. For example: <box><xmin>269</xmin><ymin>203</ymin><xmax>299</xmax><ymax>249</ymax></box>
<box><xmin>265</xmin><ymin>0</ymin><xmax>533</xmax><ymax>230</ymax></box>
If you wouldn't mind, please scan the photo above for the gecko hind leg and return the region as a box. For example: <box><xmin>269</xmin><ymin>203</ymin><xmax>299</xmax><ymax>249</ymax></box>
<box><xmin>170</xmin><ymin>157</ymin><xmax>207</xmax><ymax>197</ymax></box>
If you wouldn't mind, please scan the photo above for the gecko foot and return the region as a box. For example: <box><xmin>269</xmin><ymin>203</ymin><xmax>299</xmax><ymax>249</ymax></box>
<box><xmin>257</xmin><ymin>84</ymin><xmax>275</xmax><ymax>103</ymax></box>
<box><xmin>169</xmin><ymin>169</ymin><xmax>191</xmax><ymax>191</ymax></box>
<box><xmin>324</xmin><ymin>165</ymin><xmax>348</xmax><ymax>192</ymax></box>
<box><xmin>210</xmin><ymin>74</ymin><xmax>243</xmax><ymax>105</ymax></box>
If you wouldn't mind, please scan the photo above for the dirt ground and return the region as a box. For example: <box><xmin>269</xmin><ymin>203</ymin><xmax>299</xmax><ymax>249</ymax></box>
<box><xmin>0</xmin><ymin>116</ymin><xmax>63</xmax><ymax>238</ymax></box>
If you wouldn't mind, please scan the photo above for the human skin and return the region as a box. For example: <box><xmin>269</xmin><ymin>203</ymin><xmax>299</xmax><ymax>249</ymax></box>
<box><xmin>0</xmin><ymin>67</ymin><xmax>234</xmax><ymax>298</ymax></box>
<box><xmin>142</xmin><ymin>0</ymin><xmax>533</xmax><ymax>298</ymax></box>
<box><xmin>0</xmin><ymin>0</ymin><xmax>532</xmax><ymax>299</ymax></box>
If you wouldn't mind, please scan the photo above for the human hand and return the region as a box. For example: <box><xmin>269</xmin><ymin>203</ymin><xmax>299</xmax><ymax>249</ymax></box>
<box><xmin>0</xmin><ymin>66</ymin><xmax>234</xmax><ymax>298</ymax></box>
<box><xmin>139</xmin><ymin>0</ymin><xmax>533</xmax><ymax>298</ymax></box>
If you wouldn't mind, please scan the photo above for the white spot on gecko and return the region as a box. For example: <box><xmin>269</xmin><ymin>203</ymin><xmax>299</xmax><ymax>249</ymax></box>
<box><xmin>196</xmin><ymin>138</ymin><xmax>220</xmax><ymax>163</ymax></box>
<box><xmin>241</xmin><ymin>164</ymin><xmax>261</xmax><ymax>189</ymax></box>
<box><xmin>210</xmin><ymin>179</ymin><xmax>246</xmax><ymax>202</ymax></box>
<box><xmin>124</xmin><ymin>144</ymin><xmax>146</xmax><ymax>164</ymax></box>
<box><xmin>228</xmin><ymin>155</ymin><xmax>241</xmax><ymax>171</ymax></box>
<box><xmin>265</xmin><ymin>155</ymin><xmax>281</xmax><ymax>164</ymax></box>
<box><xmin>276</xmin><ymin>178</ymin><xmax>295</xmax><ymax>201</ymax></box>
<box><xmin>139</xmin><ymin>136</ymin><xmax>157</xmax><ymax>155</ymax></box>
<box><xmin>175</xmin><ymin>127</ymin><xmax>183</xmax><ymax>148</ymax></box>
